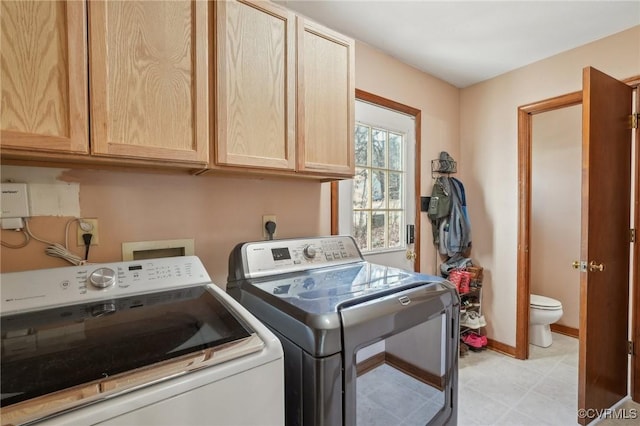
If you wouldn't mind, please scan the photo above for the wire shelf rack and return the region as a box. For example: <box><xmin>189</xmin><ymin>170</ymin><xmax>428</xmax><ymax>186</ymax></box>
<box><xmin>431</xmin><ymin>159</ymin><xmax>457</xmax><ymax>178</ymax></box>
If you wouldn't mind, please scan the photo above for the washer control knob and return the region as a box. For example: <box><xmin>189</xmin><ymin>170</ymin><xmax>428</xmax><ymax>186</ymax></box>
<box><xmin>303</xmin><ymin>245</ymin><xmax>318</xmax><ymax>260</ymax></box>
<box><xmin>89</xmin><ymin>267</ymin><xmax>116</xmax><ymax>288</ymax></box>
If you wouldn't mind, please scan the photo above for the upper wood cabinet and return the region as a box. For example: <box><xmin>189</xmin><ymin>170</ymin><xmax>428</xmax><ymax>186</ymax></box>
<box><xmin>213</xmin><ymin>1</ymin><xmax>354</xmax><ymax>178</ymax></box>
<box><xmin>2</xmin><ymin>0</ymin><xmax>353</xmax><ymax>179</ymax></box>
<box><xmin>214</xmin><ymin>0</ymin><xmax>296</xmax><ymax>170</ymax></box>
<box><xmin>88</xmin><ymin>0</ymin><xmax>209</xmax><ymax>164</ymax></box>
<box><xmin>1</xmin><ymin>0</ymin><xmax>89</xmax><ymax>154</ymax></box>
<box><xmin>296</xmin><ymin>18</ymin><xmax>355</xmax><ymax>176</ymax></box>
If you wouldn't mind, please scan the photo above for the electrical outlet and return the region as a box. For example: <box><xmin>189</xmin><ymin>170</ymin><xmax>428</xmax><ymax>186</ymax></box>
<box><xmin>262</xmin><ymin>215</ymin><xmax>276</xmax><ymax>239</ymax></box>
<box><xmin>77</xmin><ymin>218</ymin><xmax>99</xmax><ymax>246</ymax></box>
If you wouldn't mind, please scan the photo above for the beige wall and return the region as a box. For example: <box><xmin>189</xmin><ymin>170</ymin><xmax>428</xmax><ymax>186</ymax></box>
<box><xmin>342</xmin><ymin>40</ymin><xmax>460</xmax><ymax>275</ymax></box>
<box><xmin>1</xmin><ymin>166</ymin><xmax>326</xmax><ymax>286</ymax></box>
<box><xmin>531</xmin><ymin>105</ymin><xmax>582</xmax><ymax>329</ymax></box>
<box><xmin>460</xmin><ymin>26</ymin><xmax>640</xmax><ymax>347</ymax></box>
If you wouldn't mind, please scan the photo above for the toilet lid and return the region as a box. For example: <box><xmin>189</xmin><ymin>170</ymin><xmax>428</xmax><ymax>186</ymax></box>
<box><xmin>530</xmin><ymin>294</ymin><xmax>562</xmax><ymax>310</ymax></box>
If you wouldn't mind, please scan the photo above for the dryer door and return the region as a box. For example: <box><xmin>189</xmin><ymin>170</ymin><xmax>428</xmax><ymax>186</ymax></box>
<box><xmin>340</xmin><ymin>283</ymin><xmax>458</xmax><ymax>425</ymax></box>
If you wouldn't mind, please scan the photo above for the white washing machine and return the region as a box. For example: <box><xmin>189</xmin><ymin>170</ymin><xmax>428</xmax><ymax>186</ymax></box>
<box><xmin>1</xmin><ymin>256</ymin><xmax>284</xmax><ymax>426</ymax></box>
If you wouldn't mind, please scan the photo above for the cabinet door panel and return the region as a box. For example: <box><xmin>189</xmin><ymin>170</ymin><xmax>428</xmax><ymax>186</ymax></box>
<box><xmin>297</xmin><ymin>18</ymin><xmax>354</xmax><ymax>176</ymax></box>
<box><xmin>89</xmin><ymin>0</ymin><xmax>208</xmax><ymax>163</ymax></box>
<box><xmin>1</xmin><ymin>0</ymin><xmax>88</xmax><ymax>153</ymax></box>
<box><xmin>215</xmin><ymin>0</ymin><xmax>295</xmax><ymax>170</ymax></box>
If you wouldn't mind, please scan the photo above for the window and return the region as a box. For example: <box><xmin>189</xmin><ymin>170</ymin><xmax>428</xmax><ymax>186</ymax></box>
<box><xmin>352</xmin><ymin>123</ymin><xmax>405</xmax><ymax>252</ymax></box>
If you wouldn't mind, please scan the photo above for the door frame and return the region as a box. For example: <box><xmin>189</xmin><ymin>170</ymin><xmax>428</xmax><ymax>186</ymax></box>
<box><xmin>331</xmin><ymin>89</ymin><xmax>422</xmax><ymax>271</ymax></box>
<box><xmin>516</xmin><ymin>90</ymin><xmax>582</xmax><ymax>360</ymax></box>
<box><xmin>632</xmin><ymin>78</ymin><xmax>640</xmax><ymax>401</ymax></box>
<box><xmin>516</xmin><ymin>76</ymin><xmax>640</xmax><ymax>393</ymax></box>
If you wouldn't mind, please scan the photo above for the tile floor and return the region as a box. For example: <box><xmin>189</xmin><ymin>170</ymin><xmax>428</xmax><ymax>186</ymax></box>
<box><xmin>357</xmin><ymin>363</ymin><xmax>445</xmax><ymax>425</ymax></box>
<box><xmin>355</xmin><ymin>332</ymin><xmax>640</xmax><ymax>425</ymax></box>
<box><xmin>458</xmin><ymin>332</ymin><xmax>640</xmax><ymax>425</ymax></box>
<box><xmin>458</xmin><ymin>332</ymin><xmax>579</xmax><ymax>425</ymax></box>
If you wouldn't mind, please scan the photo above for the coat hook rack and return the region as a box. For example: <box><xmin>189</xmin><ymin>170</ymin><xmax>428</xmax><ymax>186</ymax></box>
<box><xmin>431</xmin><ymin>158</ymin><xmax>457</xmax><ymax>179</ymax></box>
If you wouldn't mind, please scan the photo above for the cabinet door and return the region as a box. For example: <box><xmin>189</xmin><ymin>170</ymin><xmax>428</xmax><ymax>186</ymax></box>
<box><xmin>297</xmin><ymin>18</ymin><xmax>355</xmax><ymax>176</ymax></box>
<box><xmin>1</xmin><ymin>0</ymin><xmax>88</xmax><ymax>154</ymax></box>
<box><xmin>88</xmin><ymin>0</ymin><xmax>208</xmax><ymax>164</ymax></box>
<box><xmin>215</xmin><ymin>0</ymin><xmax>295</xmax><ymax>170</ymax></box>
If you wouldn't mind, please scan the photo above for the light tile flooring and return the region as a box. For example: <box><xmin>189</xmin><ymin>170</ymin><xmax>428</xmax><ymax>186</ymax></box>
<box><xmin>459</xmin><ymin>332</ymin><xmax>640</xmax><ymax>425</ymax></box>
<box><xmin>354</xmin><ymin>332</ymin><xmax>640</xmax><ymax>425</ymax></box>
<box><xmin>357</xmin><ymin>363</ymin><xmax>445</xmax><ymax>425</ymax></box>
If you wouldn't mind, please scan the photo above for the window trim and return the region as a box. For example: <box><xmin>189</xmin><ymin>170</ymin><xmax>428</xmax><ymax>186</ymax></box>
<box><xmin>352</xmin><ymin>122</ymin><xmax>407</xmax><ymax>253</ymax></box>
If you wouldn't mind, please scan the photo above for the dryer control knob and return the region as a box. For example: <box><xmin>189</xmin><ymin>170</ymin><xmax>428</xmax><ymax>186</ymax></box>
<box><xmin>303</xmin><ymin>245</ymin><xmax>318</xmax><ymax>260</ymax></box>
<box><xmin>89</xmin><ymin>267</ymin><xmax>116</xmax><ymax>288</ymax></box>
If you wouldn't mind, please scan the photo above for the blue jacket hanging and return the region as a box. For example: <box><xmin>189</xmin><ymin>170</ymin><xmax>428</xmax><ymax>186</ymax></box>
<box><xmin>446</xmin><ymin>177</ymin><xmax>472</xmax><ymax>255</ymax></box>
<box><xmin>430</xmin><ymin>176</ymin><xmax>472</xmax><ymax>257</ymax></box>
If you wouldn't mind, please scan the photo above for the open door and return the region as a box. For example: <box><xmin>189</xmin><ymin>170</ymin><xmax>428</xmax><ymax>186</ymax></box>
<box><xmin>579</xmin><ymin>67</ymin><xmax>633</xmax><ymax>424</ymax></box>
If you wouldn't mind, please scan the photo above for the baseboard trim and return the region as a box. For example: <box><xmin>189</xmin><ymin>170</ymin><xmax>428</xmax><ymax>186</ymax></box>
<box><xmin>550</xmin><ymin>323</ymin><xmax>579</xmax><ymax>338</ymax></box>
<box><xmin>355</xmin><ymin>352</ymin><xmax>444</xmax><ymax>391</ymax></box>
<box><xmin>385</xmin><ymin>353</ymin><xmax>445</xmax><ymax>391</ymax></box>
<box><xmin>486</xmin><ymin>338</ymin><xmax>517</xmax><ymax>357</ymax></box>
<box><xmin>356</xmin><ymin>352</ymin><xmax>385</xmax><ymax>376</ymax></box>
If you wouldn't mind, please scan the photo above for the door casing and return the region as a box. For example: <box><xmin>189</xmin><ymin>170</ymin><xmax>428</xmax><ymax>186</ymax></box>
<box><xmin>633</xmin><ymin>78</ymin><xmax>640</xmax><ymax>406</ymax></box>
<box><xmin>516</xmin><ymin>74</ymin><xmax>640</xmax><ymax>401</ymax></box>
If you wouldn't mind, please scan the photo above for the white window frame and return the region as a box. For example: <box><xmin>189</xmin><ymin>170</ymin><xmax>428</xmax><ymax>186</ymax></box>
<box><xmin>351</xmin><ymin>121</ymin><xmax>407</xmax><ymax>254</ymax></box>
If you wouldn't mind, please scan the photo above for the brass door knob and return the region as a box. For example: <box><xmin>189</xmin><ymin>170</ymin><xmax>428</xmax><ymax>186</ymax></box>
<box><xmin>588</xmin><ymin>261</ymin><xmax>605</xmax><ymax>272</ymax></box>
<box><xmin>572</xmin><ymin>261</ymin><xmax>580</xmax><ymax>270</ymax></box>
<box><xmin>406</xmin><ymin>250</ymin><xmax>417</xmax><ymax>260</ymax></box>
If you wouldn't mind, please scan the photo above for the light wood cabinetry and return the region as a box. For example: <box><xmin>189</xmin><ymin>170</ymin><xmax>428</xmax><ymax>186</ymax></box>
<box><xmin>296</xmin><ymin>18</ymin><xmax>355</xmax><ymax>176</ymax></box>
<box><xmin>2</xmin><ymin>0</ymin><xmax>353</xmax><ymax>179</ymax></box>
<box><xmin>88</xmin><ymin>0</ymin><xmax>209</xmax><ymax>164</ymax></box>
<box><xmin>214</xmin><ymin>0</ymin><xmax>296</xmax><ymax>170</ymax></box>
<box><xmin>1</xmin><ymin>0</ymin><xmax>88</xmax><ymax>154</ymax></box>
<box><xmin>213</xmin><ymin>1</ymin><xmax>354</xmax><ymax>178</ymax></box>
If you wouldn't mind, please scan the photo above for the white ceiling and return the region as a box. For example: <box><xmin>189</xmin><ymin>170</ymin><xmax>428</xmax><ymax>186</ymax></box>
<box><xmin>276</xmin><ymin>0</ymin><xmax>640</xmax><ymax>88</ymax></box>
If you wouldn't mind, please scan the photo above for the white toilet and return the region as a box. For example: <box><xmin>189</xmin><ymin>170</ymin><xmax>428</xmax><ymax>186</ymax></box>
<box><xmin>529</xmin><ymin>294</ymin><xmax>563</xmax><ymax>347</ymax></box>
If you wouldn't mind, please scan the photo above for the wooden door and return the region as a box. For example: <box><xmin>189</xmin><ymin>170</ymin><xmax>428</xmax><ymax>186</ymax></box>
<box><xmin>579</xmin><ymin>67</ymin><xmax>633</xmax><ymax>424</ymax></box>
<box><xmin>634</xmin><ymin>84</ymin><xmax>640</xmax><ymax>403</ymax></box>
<box><xmin>1</xmin><ymin>0</ymin><xmax>88</xmax><ymax>154</ymax></box>
<box><xmin>296</xmin><ymin>17</ymin><xmax>355</xmax><ymax>176</ymax></box>
<box><xmin>215</xmin><ymin>0</ymin><xmax>295</xmax><ymax>170</ymax></box>
<box><xmin>88</xmin><ymin>0</ymin><xmax>208</xmax><ymax>164</ymax></box>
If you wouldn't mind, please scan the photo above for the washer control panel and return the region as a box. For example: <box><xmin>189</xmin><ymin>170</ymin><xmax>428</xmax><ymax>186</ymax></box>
<box><xmin>89</xmin><ymin>267</ymin><xmax>117</xmax><ymax>289</ymax></box>
<box><xmin>1</xmin><ymin>256</ymin><xmax>211</xmax><ymax>315</ymax></box>
<box><xmin>241</xmin><ymin>236</ymin><xmax>363</xmax><ymax>278</ymax></box>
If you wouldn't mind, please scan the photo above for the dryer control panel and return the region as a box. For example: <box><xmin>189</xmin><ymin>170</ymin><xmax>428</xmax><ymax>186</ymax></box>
<box><xmin>237</xmin><ymin>236</ymin><xmax>364</xmax><ymax>279</ymax></box>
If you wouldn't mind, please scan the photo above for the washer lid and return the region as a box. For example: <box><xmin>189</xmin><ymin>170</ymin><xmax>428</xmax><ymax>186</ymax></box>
<box><xmin>530</xmin><ymin>294</ymin><xmax>562</xmax><ymax>309</ymax></box>
<box><xmin>1</xmin><ymin>285</ymin><xmax>261</xmax><ymax>410</ymax></box>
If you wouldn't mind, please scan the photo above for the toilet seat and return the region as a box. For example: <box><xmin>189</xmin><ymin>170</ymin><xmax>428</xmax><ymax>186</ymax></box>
<box><xmin>530</xmin><ymin>294</ymin><xmax>562</xmax><ymax>311</ymax></box>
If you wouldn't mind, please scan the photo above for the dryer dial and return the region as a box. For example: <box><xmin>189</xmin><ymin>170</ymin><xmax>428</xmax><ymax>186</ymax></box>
<box><xmin>302</xmin><ymin>245</ymin><xmax>318</xmax><ymax>260</ymax></box>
